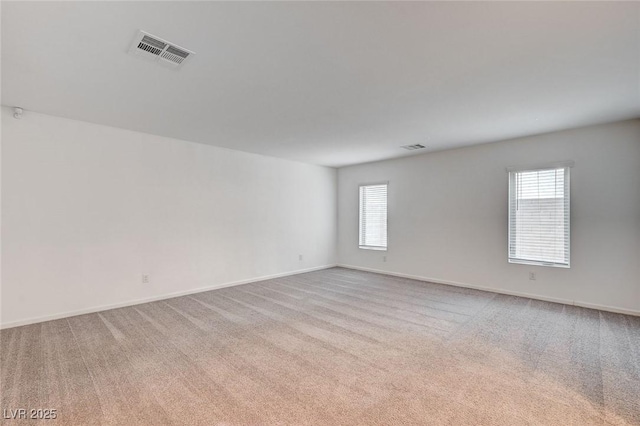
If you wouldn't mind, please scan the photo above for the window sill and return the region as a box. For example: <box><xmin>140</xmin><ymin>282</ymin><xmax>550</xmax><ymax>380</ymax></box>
<box><xmin>359</xmin><ymin>246</ymin><xmax>387</xmax><ymax>251</ymax></box>
<box><xmin>509</xmin><ymin>259</ymin><xmax>570</xmax><ymax>268</ymax></box>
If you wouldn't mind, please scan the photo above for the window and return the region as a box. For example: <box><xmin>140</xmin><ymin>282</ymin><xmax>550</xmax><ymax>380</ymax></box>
<box><xmin>359</xmin><ymin>183</ymin><xmax>388</xmax><ymax>250</ymax></box>
<box><xmin>508</xmin><ymin>164</ymin><xmax>571</xmax><ymax>267</ymax></box>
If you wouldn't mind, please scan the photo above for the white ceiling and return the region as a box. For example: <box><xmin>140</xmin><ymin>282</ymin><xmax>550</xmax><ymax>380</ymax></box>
<box><xmin>2</xmin><ymin>2</ymin><xmax>639</xmax><ymax>167</ymax></box>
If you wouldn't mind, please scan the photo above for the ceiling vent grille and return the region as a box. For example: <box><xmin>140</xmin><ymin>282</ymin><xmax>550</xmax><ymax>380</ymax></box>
<box><xmin>401</xmin><ymin>144</ymin><xmax>426</xmax><ymax>151</ymax></box>
<box><xmin>129</xmin><ymin>31</ymin><xmax>194</xmax><ymax>69</ymax></box>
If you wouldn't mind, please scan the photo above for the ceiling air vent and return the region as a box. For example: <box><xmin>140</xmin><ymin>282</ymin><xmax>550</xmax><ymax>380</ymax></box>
<box><xmin>401</xmin><ymin>144</ymin><xmax>426</xmax><ymax>151</ymax></box>
<box><xmin>128</xmin><ymin>30</ymin><xmax>194</xmax><ymax>69</ymax></box>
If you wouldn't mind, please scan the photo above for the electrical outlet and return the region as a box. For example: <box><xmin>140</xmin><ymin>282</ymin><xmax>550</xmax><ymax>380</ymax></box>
<box><xmin>298</xmin><ymin>254</ymin><xmax>303</xmax><ymax>261</ymax></box>
<box><xmin>142</xmin><ymin>274</ymin><xmax>150</xmax><ymax>284</ymax></box>
<box><xmin>529</xmin><ymin>272</ymin><xmax>536</xmax><ymax>281</ymax></box>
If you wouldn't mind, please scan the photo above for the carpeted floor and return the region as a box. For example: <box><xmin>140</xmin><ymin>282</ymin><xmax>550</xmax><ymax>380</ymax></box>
<box><xmin>1</xmin><ymin>267</ymin><xmax>639</xmax><ymax>425</ymax></box>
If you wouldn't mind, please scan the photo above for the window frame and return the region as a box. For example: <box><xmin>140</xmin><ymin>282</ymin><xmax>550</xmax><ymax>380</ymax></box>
<box><xmin>507</xmin><ymin>162</ymin><xmax>573</xmax><ymax>268</ymax></box>
<box><xmin>358</xmin><ymin>182</ymin><xmax>388</xmax><ymax>251</ymax></box>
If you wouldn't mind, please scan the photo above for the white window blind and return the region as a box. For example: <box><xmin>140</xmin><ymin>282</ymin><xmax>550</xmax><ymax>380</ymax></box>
<box><xmin>359</xmin><ymin>184</ymin><xmax>388</xmax><ymax>250</ymax></box>
<box><xmin>508</xmin><ymin>166</ymin><xmax>570</xmax><ymax>267</ymax></box>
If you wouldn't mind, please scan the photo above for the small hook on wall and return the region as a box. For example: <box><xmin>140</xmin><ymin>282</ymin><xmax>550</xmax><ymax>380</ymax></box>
<box><xmin>13</xmin><ymin>107</ymin><xmax>24</xmax><ymax>119</ymax></box>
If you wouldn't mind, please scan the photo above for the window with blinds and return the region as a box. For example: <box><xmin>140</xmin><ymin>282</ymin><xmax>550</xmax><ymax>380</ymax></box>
<box><xmin>508</xmin><ymin>165</ymin><xmax>570</xmax><ymax>267</ymax></box>
<box><xmin>359</xmin><ymin>183</ymin><xmax>388</xmax><ymax>250</ymax></box>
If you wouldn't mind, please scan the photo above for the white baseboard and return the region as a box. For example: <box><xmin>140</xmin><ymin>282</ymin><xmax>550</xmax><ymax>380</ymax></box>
<box><xmin>337</xmin><ymin>264</ymin><xmax>640</xmax><ymax>317</ymax></box>
<box><xmin>0</xmin><ymin>264</ymin><xmax>337</xmax><ymax>330</ymax></box>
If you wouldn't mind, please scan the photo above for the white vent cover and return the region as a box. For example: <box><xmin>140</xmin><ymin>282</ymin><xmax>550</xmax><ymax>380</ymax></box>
<box><xmin>128</xmin><ymin>30</ymin><xmax>194</xmax><ymax>69</ymax></box>
<box><xmin>401</xmin><ymin>144</ymin><xmax>426</xmax><ymax>151</ymax></box>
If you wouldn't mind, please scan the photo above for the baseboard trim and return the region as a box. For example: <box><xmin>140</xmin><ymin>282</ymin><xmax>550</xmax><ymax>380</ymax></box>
<box><xmin>337</xmin><ymin>264</ymin><xmax>640</xmax><ymax>317</ymax></box>
<box><xmin>0</xmin><ymin>264</ymin><xmax>337</xmax><ymax>330</ymax></box>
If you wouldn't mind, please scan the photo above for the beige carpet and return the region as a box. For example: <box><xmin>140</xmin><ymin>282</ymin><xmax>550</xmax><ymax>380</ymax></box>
<box><xmin>1</xmin><ymin>267</ymin><xmax>639</xmax><ymax>425</ymax></box>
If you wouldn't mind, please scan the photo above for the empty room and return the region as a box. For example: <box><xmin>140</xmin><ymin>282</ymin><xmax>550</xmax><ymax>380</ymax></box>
<box><xmin>1</xmin><ymin>1</ymin><xmax>639</xmax><ymax>425</ymax></box>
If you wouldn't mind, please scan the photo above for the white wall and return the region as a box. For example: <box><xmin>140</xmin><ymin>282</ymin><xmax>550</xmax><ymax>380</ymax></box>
<box><xmin>338</xmin><ymin>120</ymin><xmax>640</xmax><ymax>314</ymax></box>
<box><xmin>1</xmin><ymin>107</ymin><xmax>337</xmax><ymax>327</ymax></box>
<box><xmin>2</xmin><ymin>110</ymin><xmax>638</xmax><ymax>327</ymax></box>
